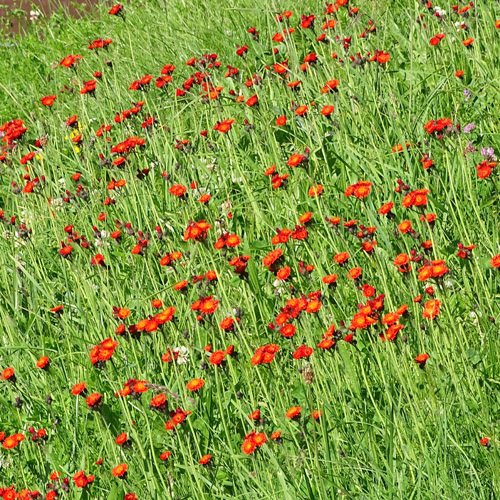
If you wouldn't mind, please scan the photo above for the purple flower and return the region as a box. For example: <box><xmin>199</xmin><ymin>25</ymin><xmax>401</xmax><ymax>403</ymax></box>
<box><xmin>463</xmin><ymin>89</ymin><xmax>471</xmax><ymax>101</ymax></box>
<box><xmin>481</xmin><ymin>147</ymin><xmax>497</xmax><ymax>161</ymax></box>
<box><xmin>463</xmin><ymin>122</ymin><xmax>475</xmax><ymax>134</ymax></box>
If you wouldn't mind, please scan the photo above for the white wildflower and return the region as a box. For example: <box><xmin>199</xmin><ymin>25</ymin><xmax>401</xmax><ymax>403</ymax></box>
<box><xmin>174</xmin><ymin>346</ymin><xmax>189</xmax><ymax>365</ymax></box>
<box><xmin>51</xmin><ymin>198</ymin><xmax>64</xmax><ymax>211</ymax></box>
<box><xmin>434</xmin><ymin>6</ymin><xmax>446</xmax><ymax>16</ymax></box>
<box><xmin>30</xmin><ymin>10</ymin><xmax>41</xmax><ymax>22</ymax></box>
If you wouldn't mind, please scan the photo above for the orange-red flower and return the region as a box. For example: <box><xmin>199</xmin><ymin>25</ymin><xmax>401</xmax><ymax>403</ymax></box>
<box><xmin>86</xmin><ymin>392</ymin><xmax>102</xmax><ymax>410</ymax></box>
<box><xmin>334</xmin><ymin>252</ymin><xmax>349</xmax><ymax>265</ymax></box>
<box><xmin>285</xmin><ymin>406</ymin><xmax>302</xmax><ymax>419</ymax></box>
<box><xmin>251</xmin><ymin>344</ymin><xmax>279</xmax><ymax>365</ymax></box>
<box><xmin>1</xmin><ymin>367</ymin><xmax>15</xmax><ymax>381</ymax></box>
<box><xmin>209</xmin><ymin>350</ymin><xmax>226</xmax><ymax>366</ymax></box>
<box><xmin>308</xmin><ymin>184</ymin><xmax>324</xmax><ymax>197</ymax></box>
<box><xmin>36</xmin><ymin>356</ymin><xmax>50</xmax><ymax>370</ymax></box>
<box><xmin>199</xmin><ymin>454</ymin><xmax>212</xmax><ymax>465</ymax></box>
<box><xmin>423</xmin><ymin>300</ymin><xmax>441</xmax><ymax>320</ymax></box>
<box><xmin>40</xmin><ymin>95</ymin><xmax>57</xmax><ymax>107</ymax></box>
<box><xmin>109</xmin><ymin>4</ymin><xmax>124</xmax><ymax>15</ymax></box>
<box><xmin>344</xmin><ymin>180</ymin><xmax>372</xmax><ymax>199</ymax></box>
<box><xmin>242</xmin><ymin>438</ymin><xmax>257</xmax><ymax>455</ymax></box>
<box><xmin>187</xmin><ymin>378</ymin><xmax>204</xmax><ymax>391</ymax></box>
<box><xmin>287</xmin><ymin>153</ymin><xmax>305</xmax><ymax>167</ymax></box>
<box><xmin>111</xmin><ymin>463</ymin><xmax>128</xmax><ymax>477</ymax></box>
<box><xmin>414</xmin><ymin>354</ymin><xmax>429</xmax><ymax>367</ymax></box>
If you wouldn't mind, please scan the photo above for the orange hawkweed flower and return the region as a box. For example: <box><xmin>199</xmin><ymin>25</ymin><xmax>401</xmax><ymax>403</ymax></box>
<box><xmin>347</xmin><ymin>267</ymin><xmax>362</xmax><ymax>280</ymax></box>
<box><xmin>213</xmin><ymin>118</ymin><xmax>235</xmax><ymax>133</ymax></box>
<box><xmin>480</xmin><ymin>437</ymin><xmax>490</xmax><ymax>447</ymax></box>
<box><xmin>117</xmin><ymin>308</ymin><xmax>130</xmax><ymax>319</ymax></box>
<box><xmin>311</xmin><ymin>410</ymin><xmax>322</xmax><ymax>420</ymax></box>
<box><xmin>373</xmin><ymin>51</ymin><xmax>390</xmax><ymax>63</ymax></box>
<box><xmin>334</xmin><ymin>252</ymin><xmax>349</xmax><ymax>265</ymax></box>
<box><xmin>430</xmin><ymin>35</ymin><xmax>444</xmax><ymax>46</ymax></box>
<box><xmin>382</xmin><ymin>312</ymin><xmax>400</xmax><ymax>325</ymax></box>
<box><xmin>414</xmin><ymin>353</ymin><xmax>429</xmax><ymax>367</ymax></box>
<box><xmin>2</xmin><ymin>435</ymin><xmax>22</xmax><ymax>449</ymax></box>
<box><xmin>199</xmin><ymin>454</ymin><xmax>212</xmax><ymax>465</ymax></box>
<box><xmin>36</xmin><ymin>356</ymin><xmax>50</xmax><ymax>370</ymax></box>
<box><xmin>40</xmin><ymin>95</ymin><xmax>57</xmax><ymax>107</ymax></box>
<box><xmin>280</xmin><ymin>324</ymin><xmax>296</xmax><ymax>337</ymax></box>
<box><xmin>476</xmin><ymin>161</ymin><xmax>497</xmax><ymax>179</ymax></box>
<box><xmin>242</xmin><ymin>438</ymin><xmax>257</xmax><ymax>455</ymax></box>
<box><xmin>380</xmin><ymin>323</ymin><xmax>404</xmax><ymax>341</ymax></box>
<box><xmin>431</xmin><ymin>262</ymin><xmax>449</xmax><ymax>278</ymax></box>
<box><xmin>60</xmin><ymin>55</ymin><xmax>82</xmax><ymax>68</ymax></box>
<box><xmin>293</xmin><ymin>345</ymin><xmax>313</xmax><ymax>359</ymax></box>
<box><xmin>491</xmin><ymin>255</ymin><xmax>500</xmax><ymax>268</ymax></box>
<box><xmin>91</xmin><ymin>254</ymin><xmax>105</xmax><ymax>266</ymax></box>
<box><xmin>320</xmin><ymin>79</ymin><xmax>339</xmax><ymax>93</ymax></box>
<box><xmin>187</xmin><ymin>378</ymin><xmax>204</xmax><ymax>391</ymax></box>
<box><xmin>251</xmin><ymin>344</ymin><xmax>279</xmax><ymax>365</ymax></box>
<box><xmin>394</xmin><ymin>253</ymin><xmax>411</xmax><ymax>272</ymax></box>
<box><xmin>287</xmin><ymin>153</ymin><xmax>305</xmax><ymax>167</ymax></box>
<box><xmin>320</xmin><ymin>105</ymin><xmax>334</xmax><ymax>116</ymax></box>
<box><xmin>295</xmin><ymin>105</ymin><xmax>308</xmax><ymax>116</ymax></box>
<box><xmin>174</xmin><ymin>280</ymin><xmax>188</xmax><ymax>291</ymax></box>
<box><xmin>150</xmin><ymin>393</ymin><xmax>167</xmax><ymax>409</ymax></box>
<box><xmin>276</xmin><ymin>266</ymin><xmax>291</xmax><ymax>280</ymax></box>
<box><xmin>109</xmin><ymin>4</ymin><xmax>124</xmax><ymax>15</ymax></box>
<box><xmin>423</xmin><ymin>300</ymin><xmax>441</xmax><ymax>320</ymax></box>
<box><xmin>111</xmin><ymin>463</ymin><xmax>128</xmax><ymax>478</ymax></box>
<box><xmin>115</xmin><ymin>433</ymin><xmax>128</xmax><ymax>446</ymax></box>
<box><xmin>262</xmin><ymin>248</ymin><xmax>283</xmax><ymax>268</ymax></box>
<box><xmin>71</xmin><ymin>382</ymin><xmax>86</xmax><ymax>395</ymax></box>
<box><xmin>209</xmin><ymin>350</ymin><xmax>226</xmax><ymax>366</ymax></box>
<box><xmin>86</xmin><ymin>392</ymin><xmax>102</xmax><ymax>410</ymax></box>
<box><xmin>198</xmin><ymin>297</ymin><xmax>219</xmax><ymax>315</ymax></box>
<box><xmin>270</xmin><ymin>430</ymin><xmax>282</xmax><ymax>440</ymax></box>
<box><xmin>226</xmin><ymin>234</ymin><xmax>241</xmax><ymax>247</ymax></box>
<box><xmin>183</xmin><ymin>220</ymin><xmax>211</xmax><ymax>242</ymax></box>
<box><xmin>253</xmin><ymin>432</ymin><xmax>267</xmax><ymax>446</ymax></box>
<box><xmin>1</xmin><ymin>367</ymin><xmax>15</xmax><ymax>381</ymax></box>
<box><xmin>398</xmin><ymin>220</ymin><xmax>412</xmax><ymax>233</ymax></box>
<box><xmin>345</xmin><ymin>180</ymin><xmax>372</xmax><ymax>199</ymax></box>
<box><xmin>309</xmin><ymin>184</ymin><xmax>323</xmax><ymax>197</ymax></box>
<box><xmin>285</xmin><ymin>406</ymin><xmax>302</xmax><ymax>419</ymax></box>
<box><xmin>169</xmin><ymin>184</ymin><xmax>187</xmax><ymax>197</ymax></box>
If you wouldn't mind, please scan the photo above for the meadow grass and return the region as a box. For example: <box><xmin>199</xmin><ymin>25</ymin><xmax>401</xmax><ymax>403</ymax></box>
<box><xmin>1</xmin><ymin>0</ymin><xmax>500</xmax><ymax>499</ymax></box>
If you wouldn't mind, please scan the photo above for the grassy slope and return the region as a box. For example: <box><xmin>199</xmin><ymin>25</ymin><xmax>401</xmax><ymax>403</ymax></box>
<box><xmin>0</xmin><ymin>0</ymin><xmax>500</xmax><ymax>499</ymax></box>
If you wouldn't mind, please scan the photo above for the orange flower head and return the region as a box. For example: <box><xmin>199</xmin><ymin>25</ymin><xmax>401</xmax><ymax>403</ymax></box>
<box><xmin>111</xmin><ymin>463</ymin><xmax>128</xmax><ymax>477</ymax></box>
<box><xmin>285</xmin><ymin>406</ymin><xmax>302</xmax><ymax>419</ymax></box>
